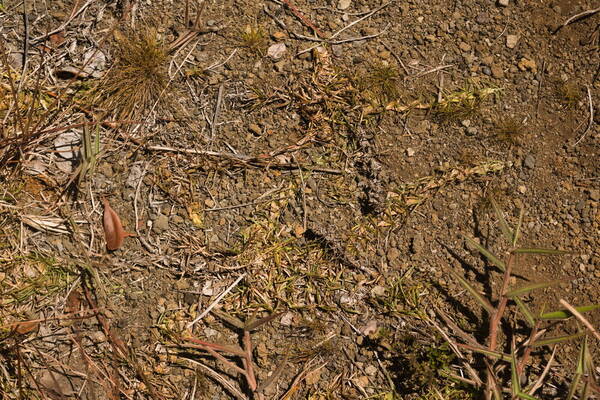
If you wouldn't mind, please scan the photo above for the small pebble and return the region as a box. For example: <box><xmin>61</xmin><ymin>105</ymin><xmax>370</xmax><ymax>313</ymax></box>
<box><xmin>524</xmin><ymin>154</ymin><xmax>535</xmax><ymax>169</ymax></box>
<box><xmin>498</xmin><ymin>0</ymin><xmax>509</xmax><ymax>6</ymax></box>
<box><xmin>338</xmin><ymin>0</ymin><xmax>351</xmax><ymax>10</ymax></box>
<box><xmin>506</xmin><ymin>35</ymin><xmax>519</xmax><ymax>49</ymax></box>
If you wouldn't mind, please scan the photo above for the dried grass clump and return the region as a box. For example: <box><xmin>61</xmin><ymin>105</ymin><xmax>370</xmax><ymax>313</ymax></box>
<box><xmin>95</xmin><ymin>29</ymin><xmax>169</xmax><ymax>120</ymax></box>
<box><xmin>493</xmin><ymin>115</ymin><xmax>527</xmax><ymax>145</ymax></box>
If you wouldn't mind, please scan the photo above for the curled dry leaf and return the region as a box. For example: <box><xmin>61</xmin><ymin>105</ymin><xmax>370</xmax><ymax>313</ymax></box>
<box><xmin>102</xmin><ymin>198</ymin><xmax>134</xmax><ymax>251</ymax></box>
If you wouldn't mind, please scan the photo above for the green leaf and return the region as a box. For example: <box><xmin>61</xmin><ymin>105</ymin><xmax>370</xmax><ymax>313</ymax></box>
<box><xmin>530</xmin><ymin>332</ymin><xmax>586</xmax><ymax>347</ymax></box>
<box><xmin>462</xmin><ymin>234</ymin><xmax>505</xmax><ymax>272</ymax></box>
<box><xmin>490</xmin><ymin>197</ymin><xmax>513</xmax><ymax>243</ymax></box>
<box><xmin>506</xmin><ymin>280</ymin><xmax>564</xmax><ymax>298</ymax></box>
<box><xmin>512</xmin><ymin>248</ymin><xmax>570</xmax><ymax>255</ymax></box>
<box><xmin>515</xmin><ymin>297</ymin><xmax>536</xmax><ymax>327</ymax></box>
<box><xmin>539</xmin><ymin>304</ymin><xmax>600</xmax><ymax>320</ymax></box>
<box><xmin>451</xmin><ymin>270</ymin><xmax>495</xmax><ymax>314</ymax></box>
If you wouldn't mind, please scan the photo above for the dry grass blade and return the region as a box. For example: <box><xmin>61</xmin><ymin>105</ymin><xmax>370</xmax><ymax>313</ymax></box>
<box><xmin>527</xmin><ymin>345</ymin><xmax>556</xmax><ymax>396</ymax></box>
<box><xmin>559</xmin><ymin>299</ymin><xmax>600</xmax><ymax>342</ymax></box>
<box><xmin>457</xmin><ymin>343</ymin><xmax>511</xmax><ymax>362</ymax></box>
<box><xmin>244</xmin><ymin>312</ymin><xmax>284</xmax><ymax>332</ymax></box>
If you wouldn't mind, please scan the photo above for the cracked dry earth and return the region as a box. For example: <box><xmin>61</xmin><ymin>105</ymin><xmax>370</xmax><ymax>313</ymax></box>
<box><xmin>0</xmin><ymin>0</ymin><xmax>599</xmax><ymax>399</ymax></box>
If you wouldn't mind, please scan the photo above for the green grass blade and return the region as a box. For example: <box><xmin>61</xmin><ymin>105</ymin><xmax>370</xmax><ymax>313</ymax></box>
<box><xmin>512</xmin><ymin>248</ymin><xmax>570</xmax><ymax>255</ymax></box>
<box><xmin>490</xmin><ymin>197</ymin><xmax>513</xmax><ymax>243</ymax></box>
<box><xmin>515</xmin><ymin>297</ymin><xmax>536</xmax><ymax>327</ymax></box>
<box><xmin>539</xmin><ymin>304</ymin><xmax>600</xmax><ymax>320</ymax></box>
<box><xmin>517</xmin><ymin>392</ymin><xmax>539</xmax><ymax>400</ymax></box>
<box><xmin>506</xmin><ymin>280</ymin><xmax>564</xmax><ymax>298</ymax></box>
<box><xmin>458</xmin><ymin>343</ymin><xmax>511</xmax><ymax>361</ymax></box>
<box><xmin>451</xmin><ymin>270</ymin><xmax>495</xmax><ymax>314</ymax></box>
<box><xmin>530</xmin><ymin>332</ymin><xmax>586</xmax><ymax>347</ymax></box>
<box><xmin>511</xmin><ymin>350</ymin><xmax>522</xmax><ymax>394</ymax></box>
<box><xmin>512</xmin><ymin>207</ymin><xmax>524</xmax><ymax>246</ymax></box>
<box><xmin>462</xmin><ymin>234</ymin><xmax>505</xmax><ymax>272</ymax></box>
<box><xmin>566</xmin><ymin>337</ymin><xmax>586</xmax><ymax>400</ymax></box>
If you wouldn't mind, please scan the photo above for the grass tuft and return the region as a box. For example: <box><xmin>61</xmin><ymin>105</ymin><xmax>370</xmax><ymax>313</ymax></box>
<box><xmin>94</xmin><ymin>29</ymin><xmax>169</xmax><ymax>120</ymax></box>
<box><xmin>555</xmin><ymin>81</ymin><xmax>581</xmax><ymax>109</ymax></box>
<box><xmin>493</xmin><ymin>115</ymin><xmax>527</xmax><ymax>145</ymax></box>
<box><xmin>239</xmin><ymin>24</ymin><xmax>267</xmax><ymax>54</ymax></box>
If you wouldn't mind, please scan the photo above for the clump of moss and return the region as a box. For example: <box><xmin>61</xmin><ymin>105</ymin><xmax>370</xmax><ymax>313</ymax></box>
<box><xmin>95</xmin><ymin>29</ymin><xmax>170</xmax><ymax>120</ymax></box>
<box><xmin>239</xmin><ymin>24</ymin><xmax>267</xmax><ymax>54</ymax></box>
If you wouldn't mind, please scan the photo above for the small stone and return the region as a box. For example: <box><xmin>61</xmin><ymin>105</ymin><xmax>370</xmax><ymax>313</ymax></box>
<box><xmin>518</xmin><ymin>58</ymin><xmax>537</xmax><ymax>72</ymax></box>
<box><xmin>482</xmin><ymin>56</ymin><xmax>494</xmax><ymax>65</ymax></box>
<box><xmin>152</xmin><ymin>214</ymin><xmax>169</xmax><ymax>233</ymax></box>
<box><xmin>54</xmin><ymin>131</ymin><xmax>80</xmax><ymax>160</ymax></box>
<box><xmin>482</xmin><ymin>66</ymin><xmax>491</xmax><ymax>76</ymax></box>
<box><xmin>411</xmin><ymin>234</ymin><xmax>425</xmax><ymax>255</ymax></box>
<box><xmin>589</xmin><ymin>190</ymin><xmax>599</xmax><ymax>201</ymax></box>
<box><xmin>497</xmin><ymin>0</ymin><xmax>509</xmax><ymax>6</ymax></box>
<box><xmin>271</xmin><ymin>31</ymin><xmax>287</xmax><ymax>41</ymax></box>
<box><xmin>371</xmin><ymin>285</ymin><xmax>386</xmax><ymax>297</ymax></box>
<box><xmin>386</xmin><ymin>247</ymin><xmax>400</xmax><ymax>262</ymax></box>
<box><xmin>406</xmin><ymin>147</ymin><xmax>416</xmax><ymax>157</ymax></box>
<box><xmin>267</xmin><ymin>43</ymin><xmax>286</xmax><ymax>60</ymax></box>
<box><xmin>274</xmin><ymin>60</ymin><xmax>286</xmax><ymax>72</ymax></box>
<box><xmin>506</xmin><ymin>35</ymin><xmax>519</xmax><ymax>49</ymax></box>
<box><xmin>461</xmin><ymin>119</ymin><xmax>471</xmax><ymax>127</ymax></box>
<box><xmin>365</xmin><ymin>365</ymin><xmax>378</xmax><ymax>376</ymax></box>
<box><xmin>353</xmin><ymin>375</ymin><xmax>370</xmax><ymax>388</ymax></box>
<box><xmin>361</xmin><ymin>320</ymin><xmax>378</xmax><ymax>336</ymax></box>
<box><xmin>466</xmin><ymin>127</ymin><xmax>478</xmax><ymax>136</ymax></box>
<box><xmin>524</xmin><ymin>154</ymin><xmax>535</xmax><ymax>169</ymax></box>
<box><xmin>249</xmin><ymin>123</ymin><xmax>261</xmax><ymax>135</ymax></box>
<box><xmin>459</xmin><ymin>42</ymin><xmax>471</xmax><ymax>52</ymax></box>
<box><xmin>280</xmin><ymin>312</ymin><xmax>294</xmax><ymax>326</ymax></box>
<box><xmin>337</xmin><ymin>0</ymin><xmax>351</xmax><ymax>10</ymax></box>
<box><xmin>491</xmin><ymin>64</ymin><xmax>504</xmax><ymax>78</ymax></box>
<box><xmin>518</xmin><ymin>185</ymin><xmax>527</xmax><ymax>194</ymax></box>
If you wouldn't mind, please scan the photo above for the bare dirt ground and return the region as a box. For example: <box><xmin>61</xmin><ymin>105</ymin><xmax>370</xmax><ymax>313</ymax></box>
<box><xmin>1</xmin><ymin>0</ymin><xmax>599</xmax><ymax>399</ymax></box>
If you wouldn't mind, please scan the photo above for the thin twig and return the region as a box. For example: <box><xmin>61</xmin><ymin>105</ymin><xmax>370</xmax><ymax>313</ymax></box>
<box><xmin>527</xmin><ymin>345</ymin><xmax>557</xmax><ymax>396</ymax></box>
<box><xmin>31</xmin><ymin>0</ymin><xmax>95</xmax><ymax>43</ymax></box>
<box><xmin>281</xmin><ymin>0</ymin><xmax>324</xmax><ymax>37</ymax></box>
<box><xmin>573</xmin><ymin>86</ymin><xmax>594</xmax><ymax>146</ymax></box>
<box><xmin>187</xmin><ymin>273</ymin><xmax>246</xmax><ymax>329</ymax></box>
<box><xmin>330</xmin><ymin>2</ymin><xmax>391</xmax><ymax>40</ymax></box>
<box><xmin>210</xmin><ymin>84</ymin><xmax>225</xmax><ymax>142</ymax></box>
<box><xmin>184</xmin><ymin>358</ymin><xmax>248</xmax><ymax>400</ymax></box>
<box><xmin>553</xmin><ymin>7</ymin><xmax>600</xmax><ymax>34</ymax></box>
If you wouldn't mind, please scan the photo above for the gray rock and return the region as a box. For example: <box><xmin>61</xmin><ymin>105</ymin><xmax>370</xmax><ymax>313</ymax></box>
<box><xmin>524</xmin><ymin>154</ymin><xmax>535</xmax><ymax>169</ymax></box>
